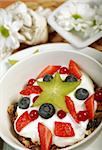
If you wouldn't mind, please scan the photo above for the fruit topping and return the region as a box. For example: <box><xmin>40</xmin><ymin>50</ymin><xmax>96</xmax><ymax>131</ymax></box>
<box><xmin>75</xmin><ymin>88</ymin><xmax>89</xmax><ymax>100</ymax></box>
<box><xmin>94</xmin><ymin>87</ymin><xmax>102</xmax><ymax>101</ymax></box>
<box><xmin>32</xmin><ymin>73</ymin><xmax>81</xmax><ymax>112</ymax></box>
<box><xmin>28</xmin><ymin>78</ymin><xmax>36</xmax><ymax>86</ymax></box>
<box><xmin>77</xmin><ymin>111</ymin><xmax>89</xmax><ymax>121</ymax></box>
<box><xmin>69</xmin><ymin>60</ymin><xmax>82</xmax><ymax>79</ymax></box>
<box><xmin>29</xmin><ymin>110</ymin><xmax>39</xmax><ymax>121</ymax></box>
<box><xmin>37</xmin><ymin>65</ymin><xmax>61</xmax><ymax>78</ymax></box>
<box><xmin>85</xmin><ymin>94</ymin><xmax>94</xmax><ymax>120</ymax></box>
<box><xmin>43</xmin><ymin>74</ymin><xmax>53</xmax><ymax>82</ymax></box>
<box><xmin>57</xmin><ymin>110</ymin><xmax>66</xmax><ymax>119</ymax></box>
<box><xmin>65</xmin><ymin>74</ymin><xmax>78</xmax><ymax>82</ymax></box>
<box><xmin>54</xmin><ymin>122</ymin><xmax>75</xmax><ymax>137</ymax></box>
<box><xmin>38</xmin><ymin>123</ymin><xmax>52</xmax><ymax>150</ymax></box>
<box><xmin>33</xmin><ymin>95</ymin><xmax>39</xmax><ymax>103</ymax></box>
<box><xmin>18</xmin><ymin>97</ymin><xmax>30</xmax><ymax>109</ymax></box>
<box><xmin>20</xmin><ymin>85</ymin><xmax>42</xmax><ymax>96</ymax></box>
<box><xmin>59</xmin><ymin>67</ymin><xmax>69</xmax><ymax>74</ymax></box>
<box><xmin>16</xmin><ymin>111</ymin><xmax>32</xmax><ymax>132</ymax></box>
<box><xmin>39</xmin><ymin>103</ymin><xmax>55</xmax><ymax>119</ymax></box>
<box><xmin>65</xmin><ymin>96</ymin><xmax>79</xmax><ymax>123</ymax></box>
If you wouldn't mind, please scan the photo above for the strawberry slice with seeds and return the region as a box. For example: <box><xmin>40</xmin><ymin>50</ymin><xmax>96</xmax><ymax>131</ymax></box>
<box><xmin>69</xmin><ymin>60</ymin><xmax>82</xmax><ymax>79</ymax></box>
<box><xmin>20</xmin><ymin>85</ymin><xmax>42</xmax><ymax>96</ymax></box>
<box><xmin>65</xmin><ymin>96</ymin><xmax>79</xmax><ymax>123</ymax></box>
<box><xmin>16</xmin><ymin>111</ymin><xmax>32</xmax><ymax>132</ymax></box>
<box><xmin>85</xmin><ymin>94</ymin><xmax>94</xmax><ymax>120</ymax></box>
<box><xmin>54</xmin><ymin>122</ymin><xmax>75</xmax><ymax>137</ymax></box>
<box><xmin>38</xmin><ymin>123</ymin><xmax>52</xmax><ymax>150</ymax></box>
<box><xmin>37</xmin><ymin>65</ymin><xmax>61</xmax><ymax>78</ymax></box>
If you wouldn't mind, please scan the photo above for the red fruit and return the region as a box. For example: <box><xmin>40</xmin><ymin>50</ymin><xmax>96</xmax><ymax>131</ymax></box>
<box><xmin>33</xmin><ymin>95</ymin><xmax>39</xmax><ymax>103</ymax></box>
<box><xmin>77</xmin><ymin>111</ymin><xmax>89</xmax><ymax>121</ymax></box>
<box><xmin>59</xmin><ymin>67</ymin><xmax>69</xmax><ymax>74</ymax></box>
<box><xmin>94</xmin><ymin>88</ymin><xmax>102</xmax><ymax>101</ymax></box>
<box><xmin>28</xmin><ymin>78</ymin><xmax>36</xmax><ymax>86</ymax></box>
<box><xmin>20</xmin><ymin>85</ymin><xmax>42</xmax><ymax>96</ymax></box>
<box><xmin>38</xmin><ymin>123</ymin><xmax>52</xmax><ymax>150</ymax></box>
<box><xmin>69</xmin><ymin>60</ymin><xmax>82</xmax><ymax>79</ymax></box>
<box><xmin>85</xmin><ymin>94</ymin><xmax>94</xmax><ymax>120</ymax></box>
<box><xmin>29</xmin><ymin>110</ymin><xmax>39</xmax><ymax>121</ymax></box>
<box><xmin>20</xmin><ymin>88</ymin><xmax>31</xmax><ymax>95</ymax></box>
<box><xmin>54</xmin><ymin>122</ymin><xmax>75</xmax><ymax>137</ymax></box>
<box><xmin>65</xmin><ymin>96</ymin><xmax>79</xmax><ymax>123</ymax></box>
<box><xmin>37</xmin><ymin>65</ymin><xmax>61</xmax><ymax>78</ymax></box>
<box><xmin>16</xmin><ymin>111</ymin><xmax>32</xmax><ymax>132</ymax></box>
<box><xmin>57</xmin><ymin>110</ymin><xmax>66</xmax><ymax>119</ymax></box>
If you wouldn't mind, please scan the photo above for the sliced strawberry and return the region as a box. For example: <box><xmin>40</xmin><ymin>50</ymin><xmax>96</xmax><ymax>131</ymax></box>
<box><xmin>37</xmin><ymin>65</ymin><xmax>61</xmax><ymax>78</ymax></box>
<box><xmin>20</xmin><ymin>88</ymin><xmax>31</xmax><ymax>96</ymax></box>
<box><xmin>85</xmin><ymin>94</ymin><xmax>94</xmax><ymax>120</ymax></box>
<box><xmin>65</xmin><ymin>96</ymin><xmax>79</xmax><ymax>123</ymax></box>
<box><xmin>16</xmin><ymin>111</ymin><xmax>32</xmax><ymax>132</ymax></box>
<box><xmin>54</xmin><ymin>122</ymin><xmax>75</xmax><ymax>137</ymax></box>
<box><xmin>20</xmin><ymin>85</ymin><xmax>42</xmax><ymax>96</ymax></box>
<box><xmin>69</xmin><ymin>60</ymin><xmax>82</xmax><ymax>79</ymax></box>
<box><xmin>38</xmin><ymin>123</ymin><xmax>52</xmax><ymax>150</ymax></box>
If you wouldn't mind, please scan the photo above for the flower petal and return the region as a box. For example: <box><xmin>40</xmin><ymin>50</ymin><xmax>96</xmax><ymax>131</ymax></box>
<box><xmin>67</xmin><ymin>2</ymin><xmax>77</xmax><ymax>15</ymax></box>
<box><xmin>11</xmin><ymin>21</ymin><xmax>23</xmax><ymax>32</ymax></box>
<box><xmin>6</xmin><ymin>1</ymin><xmax>27</xmax><ymax>14</ymax></box>
<box><xmin>14</xmin><ymin>32</ymin><xmax>26</xmax><ymax>42</ymax></box>
<box><xmin>22</xmin><ymin>13</ymin><xmax>32</xmax><ymax>27</ymax></box>
<box><xmin>77</xmin><ymin>3</ymin><xmax>95</xmax><ymax>19</ymax></box>
<box><xmin>0</xmin><ymin>36</ymin><xmax>5</xmax><ymax>53</ymax></box>
<box><xmin>0</xmin><ymin>9</ymin><xmax>13</xmax><ymax>27</ymax></box>
<box><xmin>6</xmin><ymin>36</ymin><xmax>20</xmax><ymax>50</ymax></box>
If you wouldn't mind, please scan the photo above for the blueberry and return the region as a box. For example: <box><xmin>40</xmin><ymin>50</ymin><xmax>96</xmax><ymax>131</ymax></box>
<box><xmin>65</xmin><ymin>74</ymin><xmax>78</xmax><ymax>82</ymax></box>
<box><xmin>43</xmin><ymin>74</ymin><xmax>53</xmax><ymax>82</ymax></box>
<box><xmin>75</xmin><ymin>88</ymin><xmax>89</xmax><ymax>100</ymax></box>
<box><xmin>39</xmin><ymin>103</ymin><xmax>55</xmax><ymax>119</ymax></box>
<box><xmin>18</xmin><ymin>97</ymin><xmax>30</xmax><ymax>109</ymax></box>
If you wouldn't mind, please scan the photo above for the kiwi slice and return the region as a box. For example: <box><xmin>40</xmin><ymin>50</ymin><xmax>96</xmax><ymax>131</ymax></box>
<box><xmin>32</xmin><ymin>73</ymin><xmax>81</xmax><ymax>112</ymax></box>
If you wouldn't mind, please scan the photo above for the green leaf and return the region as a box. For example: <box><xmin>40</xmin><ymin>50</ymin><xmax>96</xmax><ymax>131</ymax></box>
<box><xmin>8</xmin><ymin>59</ymin><xmax>19</xmax><ymax>65</ymax></box>
<box><xmin>33</xmin><ymin>49</ymin><xmax>40</xmax><ymax>54</ymax></box>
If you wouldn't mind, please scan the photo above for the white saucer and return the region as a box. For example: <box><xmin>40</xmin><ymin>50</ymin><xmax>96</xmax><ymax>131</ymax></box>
<box><xmin>0</xmin><ymin>43</ymin><xmax>102</xmax><ymax>150</ymax></box>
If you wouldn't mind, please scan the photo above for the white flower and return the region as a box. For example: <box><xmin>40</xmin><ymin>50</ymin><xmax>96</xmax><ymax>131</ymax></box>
<box><xmin>66</xmin><ymin>2</ymin><xmax>96</xmax><ymax>20</ymax></box>
<box><xmin>6</xmin><ymin>1</ymin><xmax>32</xmax><ymax>27</ymax></box>
<box><xmin>0</xmin><ymin>9</ymin><xmax>24</xmax><ymax>57</ymax></box>
<box><xmin>20</xmin><ymin>9</ymin><xmax>48</xmax><ymax>45</ymax></box>
<box><xmin>55</xmin><ymin>1</ymin><xmax>101</xmax><ymax>38</ymax></box>
<box><xmin>6</xmin><ymin>2</ymin><xmax>48</xmax><ymax>45</ymax></box>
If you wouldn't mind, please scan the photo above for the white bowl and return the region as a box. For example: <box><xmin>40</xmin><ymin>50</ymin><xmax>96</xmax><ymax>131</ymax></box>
<box><xmin>48</xmin><ymin>0</ymin><xmax>102</xmax><ymax>48</ymax></box>
<box><xmin>0</xmin><ymin>50</ymin><xmax>102</xmax><ymax>150</ymax></box>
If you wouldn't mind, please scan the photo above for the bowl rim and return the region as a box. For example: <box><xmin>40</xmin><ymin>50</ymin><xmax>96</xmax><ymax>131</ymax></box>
<box><xmin>0</xmin><ymin>49</ymin><xmax>102</xmax><ymax>150</ymax></box>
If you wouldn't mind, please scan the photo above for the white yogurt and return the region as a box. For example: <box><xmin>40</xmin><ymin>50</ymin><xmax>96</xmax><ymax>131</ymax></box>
<box><xmin>14</xmin><ymin>71</ymin><xmax>95</xmax><ymax>147</ymax></box>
